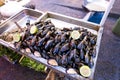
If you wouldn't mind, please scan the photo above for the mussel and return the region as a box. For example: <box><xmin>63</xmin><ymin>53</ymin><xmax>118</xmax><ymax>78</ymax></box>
<box><xmin>80</xmin><ymin>49</ymin><xmax>85</xmax><ymax>60</ymax></box>
<box><xmin>61</xmin><ymin>33</ymin><xmax>67</xmax><ymax>43</ymax></box>
<box><xmin>54</xmin><ymin>35</ymin><xmax>61</xmax><ymax>43</ymax></box>
<box><xmin>53</xmin><ymin>43</ymin><xmax>61</xmax><ymax>55</ymax></box>
<box><xmin>60</xmin><ymin>43</ymin><xmax>69</xmax><ymax>53</ymax></box>
<box><xmin>25</xmin><ymin>48</ymin><xmax>32</xmax><ymax>54</ymax></box>
<box><xmin>90</xmin><ymin>36</ymin><xmax>97</xmax><ymax>45</ymax></box>
<box><xmin>88</xmin><ymin>57</ymin><xmax>94</xmax><ymax>68</ymax></box>
<box><xmin>41</xmin><ymin>50</ymin><xmax>49</xmax><ymax>59</ymax></box>
<box><xmin>61</xmin><ymin>55</ymin><xmax>68</xmax><ymax>67</ymax></box>
<box><xmin>41</xmin><ymin>28</ymin><xmax>49</xmax><ymax>37</ymax></box>
<box><xmin>31</xmin><ymin>35</ymin><xmax>37</xmax><ymax>46</ymax></box>
<box><xmin>70</xmin><ymin>40</ymin><xmax>77</xmax><ymax>49</ymax></box>
<box><xmin>45</xmin><ymin>40</ymin><xmax>54</xmax><ymax>51</ymax></box>
<box><xmin>85</xmin><ymin>50</ymin><xmax>90</xmax><ymax>64</ymax></box>
<box><xmin>37</xmin><ymin>38</ymin><xmax>46</xmax><ymax>47</ymax></box>
<box><xmin>77</xmin><ymin>41</ymin><xmax>85</xmax><ymax>50</ymax></box>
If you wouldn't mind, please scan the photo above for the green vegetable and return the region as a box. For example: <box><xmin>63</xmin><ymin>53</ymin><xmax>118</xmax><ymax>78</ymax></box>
<box><xmin>20</xmin><ymin>57</ymin><xmax>45</xmax><ymax>72</ymax></box>
<box><xmin>0</xmin><ymin>45</ymin><xmax>45</xmax><ymax>72</ymax></box>
<box><xmin>0</xmin><ymin>45</ymin><xmax>21</xmax><ymax>62</ymax></box>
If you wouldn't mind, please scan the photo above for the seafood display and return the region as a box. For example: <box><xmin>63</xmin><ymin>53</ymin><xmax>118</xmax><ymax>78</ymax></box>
<box><xmin>0</xmin><ymin>19</ymin><xmax>97</xmax><ymax>78</ymax></box>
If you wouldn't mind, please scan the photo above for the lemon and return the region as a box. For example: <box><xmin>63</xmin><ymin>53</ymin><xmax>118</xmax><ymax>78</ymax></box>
<box><xmin>79</xmin><ymin>65</ymin><xmax>91</xmax><ymax>77</ymax></box>
<box><xmin>71</xmin><ymin>30</ymin><xmax>80</xmax><ymax>40</ymax></box>
<box><xmin>30</xmin><ymin>25</ymin><xmax>38</xmax><ymax>34</ymax></box>
<box><xmin>13</xmin><ymin>33</ymin><xmax>21</xmax><ymax>42</ymax></box>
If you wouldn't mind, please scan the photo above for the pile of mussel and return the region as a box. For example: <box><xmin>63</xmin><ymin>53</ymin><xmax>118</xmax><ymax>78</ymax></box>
<box><xmin>4</xmin><ymin>20</ymin><xmax>97</xmax><ymax>77</ymax></box>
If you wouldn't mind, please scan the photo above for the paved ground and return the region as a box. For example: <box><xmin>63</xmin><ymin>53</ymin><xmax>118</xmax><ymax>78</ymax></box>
<box><xmin>0</xmin><ymin>57</ymin><xmax>46</xmax><ymax>80</ymax></box>
<box><xmin>110</xmin><ymin>0</ymin><xmax>120</xmax><ymax>16</ymax></box>
<box><xmin>0</xmin><ymin>0</ymin><xmax>120</xmax><ymax>80</ymax></box>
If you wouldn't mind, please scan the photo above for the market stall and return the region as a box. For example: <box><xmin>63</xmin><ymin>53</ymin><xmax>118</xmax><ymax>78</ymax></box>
<box><xmin>0</xmin><ymin>0</ymin><xmax>115</xmax><ymax>80</ymax></box>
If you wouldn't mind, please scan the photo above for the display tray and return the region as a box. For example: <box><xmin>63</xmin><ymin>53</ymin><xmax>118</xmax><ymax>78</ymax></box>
<box><xmin>0</xmin><ymin>8</ymin><xmax>43</xmax><ymax>34</ymax></box>
<box><xmin>0</xmin><ymin>11</ymin><xmax>103</xmax><ymax>80</ymax></box>
<box><xmin>83</xmin><ymin>0</ymin><xmax>115</xmax><ymax>26</ymax></box>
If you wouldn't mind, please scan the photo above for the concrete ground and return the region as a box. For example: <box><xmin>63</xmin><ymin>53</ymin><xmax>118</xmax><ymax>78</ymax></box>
<box><xmin>0</xmin><ymin>0</ymin><xmax>120</xmax><ymax>80</ymax></box>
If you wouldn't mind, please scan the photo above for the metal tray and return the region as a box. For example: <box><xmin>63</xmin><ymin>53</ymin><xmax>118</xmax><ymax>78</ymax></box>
<box><xmin>0</xmin><ymin>8</ymin><xmax>43</xmax><ymax>34</ymax></box>
<box><xmin>0</xmin><ymin>12</ymin><xmax>103</xmax><ymax>80</ymax></box>
<box><xmin>83</xmin><ymin>0</ymin><xmax>115</xmax><ymax>26</ymax></box>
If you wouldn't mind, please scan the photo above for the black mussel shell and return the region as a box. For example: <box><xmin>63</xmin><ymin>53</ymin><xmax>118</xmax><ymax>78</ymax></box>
<box><xmin>88</xmin><ymin>57</ymin><xmax>94</xmax><ymax>68</ymax></box>
<box><xmin>37</xmin><ymin>38</ymin><xmax>45</xmax><ymax>47</ymax></box>
<box><xmin>31</xmin><ymin>36</ymin><xmax>37</xmax><ymax>46</ymax></box>
<box><xmin>85</xmin><ymin>51</ymin><xmax>90</xmax><ymax>64</ymax></box>
<box><xmin>61</xmin><ymin>55</ymin><xmax>68</xmax><ymax>66</ymax></box>
<box><xmin>77</xmin><ymin>41</ymin><xmax>85</xmax><ymax>50</ymax></box>
<box><xmin>60</xmin><ymin>43</ymin><xmax>69</xmax><ymax>52</ymax></box>
<box><xmin>45</xmin><ymin>40</ymin><xmax>54</xmax><ymax>50</ymax></box>
<box><xmin>41</xmin><ymin>50</ymin><xmax>49</xmax><ymax>59</ymax></box>
<box><xmin>55</xmin><ymin>35</ymin><xmax>61</xmax><ymax>43</ymax></box>
<box><xmin>61</xmin><ymin>33</ymin><xmax>67</xmax><ymax>43</ymax></box>
<box><xmin>70</xmin><ymin>40</ymin><xmax>77</xmax><ymax>49</ymax></box>
<box><xmin>53</xmin><ymin>43</ymin><xmax>61</xmax><ymax>55</ymax></box>
<box><xmin>80</xmin><ymin>49</ymin><xmax>85</xmax><ymax>60</ymax></box>
<box><xmin>15</xmin><ymin>42</ymin><xmax>22</xmax><ymax>51</ymax></box>
<box><xmin>63</xmin><ymin>28</ymin><xmax>72</xmax><ymax>32</ymax></box>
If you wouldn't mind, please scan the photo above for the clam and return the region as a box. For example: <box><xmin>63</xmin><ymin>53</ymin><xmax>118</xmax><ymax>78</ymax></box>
<box><xmin>48</xmin><ymin>59</ymin><xmax>58</xmax><ymax>66</ymax></box>
<box><xmin>34</xmin><ymin>51</ymin><xmax>41</xmax><ymax>57</ymax></box>
<box><xmin>25</xmin><ymin>48</ymin><xmax>31</xmax><ymax>54</ymax></box>
<box><xmin>66</xmin><ymin>68</ymin><xmax>77</xmax><ymax>74</ymax></box>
